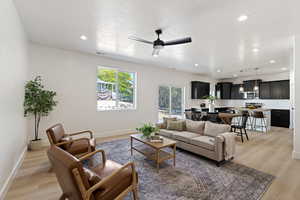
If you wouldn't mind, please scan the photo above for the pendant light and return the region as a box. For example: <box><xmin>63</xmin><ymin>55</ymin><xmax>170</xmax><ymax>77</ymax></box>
<box><xmin>253</xmin><ymin>68</ymin><xmax>259</xmax><ymax>91</ymax></box>
<box><xmin>239</xmin><ymin>84</ymin><xmax>244</xmax><ymax>93</ymax></box>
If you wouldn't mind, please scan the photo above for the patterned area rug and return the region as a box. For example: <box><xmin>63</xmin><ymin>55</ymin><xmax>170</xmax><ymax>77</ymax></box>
<box><xmin>92</xmin><ymin>139</ymin><xmax>274</xmax><ymax>200</ymax></box>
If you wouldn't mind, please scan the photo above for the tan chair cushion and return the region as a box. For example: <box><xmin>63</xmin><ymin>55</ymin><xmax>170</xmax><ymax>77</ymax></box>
<box><xmin>204</xmin><ymin>121</ymin><xmax>231</xmax><ymax>137</ymax></box>
<box><xmin>190</xmin><ymin>136</ymin><xmax>215</xmax><ymax>151</ymax></box>
<box><xmin>92</xmin><ymin>160</ymin><xmax>133</xmax><ymax>200</ymax></box>
<box><xmin>167</xmin><ymin>120</ymin><xmax>185</xmax><ymax>131</ymax></box>
<box><xmin>67</xmin><ymin>138</ymin><xmax>96</xmax><ymax>155</ymax></box>
<box><xmin>172</xmin><ymin>131</ymin><xmax>200</xmax><ymax>143</ymax></box>
<box><xmin>47</xmin><ymin>124</ymin><xmax>66</xmax><ymax>144</ymax></box>
<box><xmin>83</xmin><ymin>167</ymin><xmax>102</xmax><ymax>186</ymax></box>
<box><xmin>186</xmin><ymin>120</ymin><xmax>205</xmax><ymax>135</ymax></box>
<box><xmin>60</xmin><ymin>136</ymin><xmax>73</xmax><ymax>149</ymax></box>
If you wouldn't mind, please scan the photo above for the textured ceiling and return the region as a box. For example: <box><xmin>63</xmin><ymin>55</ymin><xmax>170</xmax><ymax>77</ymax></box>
<box><xmin>14</xmin><ymin>0</ymin><xmax>298</xmax><ymax>78</ymax></box>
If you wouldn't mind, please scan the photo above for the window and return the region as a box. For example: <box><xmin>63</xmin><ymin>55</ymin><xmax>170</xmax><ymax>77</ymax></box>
<box><xmin>97</xmin><ymin>67</ymin><xmax>136</xmax><ymax>111</ymax></box>
<box><xmin>158</xmin><ymin>86</ymin><xmax>184</xmax><ymax>121</ymax></box>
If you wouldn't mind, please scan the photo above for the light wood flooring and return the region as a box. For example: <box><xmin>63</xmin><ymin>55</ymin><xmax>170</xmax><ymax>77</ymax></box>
<box><xmin>5</xmin><ymin>128</ymin><xmax>300</xmax><ymax>200</ymax></box>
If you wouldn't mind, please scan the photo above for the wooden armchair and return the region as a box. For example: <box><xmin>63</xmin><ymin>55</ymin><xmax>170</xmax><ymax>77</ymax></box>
<box><xmin>46</xmin><ymin>123</ymin><xmax>96</xmax><ymax>157</ymax></box>
<box><xmin>47</xmin><ymin>145</ymin><xmax>138</xmax><ymax>200</ymax></box>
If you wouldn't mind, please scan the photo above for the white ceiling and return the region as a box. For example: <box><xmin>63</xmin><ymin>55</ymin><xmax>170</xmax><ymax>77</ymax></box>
<box><xmin>14</xmin><ymin>0</ymin><xmax>299</xmax><ymax>79</ymax></box>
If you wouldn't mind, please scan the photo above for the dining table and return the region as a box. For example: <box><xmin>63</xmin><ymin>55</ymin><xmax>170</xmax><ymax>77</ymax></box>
<box><xmin>218</xmin><ymin>113</ymin><xmax>242</xmax><ymax>125</ymax></box>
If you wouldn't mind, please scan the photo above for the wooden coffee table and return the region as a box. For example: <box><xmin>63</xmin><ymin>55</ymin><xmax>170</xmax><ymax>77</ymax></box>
<box><xmin>130</xmin><ymin>134</ymin><xmax>176</xmax><ymax>172</ymax></box>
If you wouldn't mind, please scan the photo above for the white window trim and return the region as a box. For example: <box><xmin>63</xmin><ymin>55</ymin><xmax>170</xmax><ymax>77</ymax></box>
<box><xmin>97</xmin><ymin>66</ymin><xmax>137</xmax><ymax>111</ymax></box>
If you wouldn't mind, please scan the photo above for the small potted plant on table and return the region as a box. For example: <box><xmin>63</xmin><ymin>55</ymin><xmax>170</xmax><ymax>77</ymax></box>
<box><xmin>136</xmin><ymin>123</ymin><xmax>159</xmax><ymax>139</ymax></box>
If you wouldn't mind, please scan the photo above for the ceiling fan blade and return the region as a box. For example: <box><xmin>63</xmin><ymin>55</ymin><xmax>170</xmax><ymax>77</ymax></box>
<box><xmin>164</xmin><ymin>37</ymin><xmax>192</xmax><ymax>46</ymax></box>
<box><xmin>128</xmin><ymin>36</ymin><xmax>153</xmax><ymax>44</ymax></box>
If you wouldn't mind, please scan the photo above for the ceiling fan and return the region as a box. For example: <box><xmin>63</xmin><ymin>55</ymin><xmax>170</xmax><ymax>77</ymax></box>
<box><xmin>128</xmin><ymin>29</ymin><xmax>192</xmax><ymax>57</ymax></box>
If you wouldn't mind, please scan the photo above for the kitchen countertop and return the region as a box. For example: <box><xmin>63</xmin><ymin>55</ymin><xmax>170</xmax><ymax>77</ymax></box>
<box><xmin>233</xmin><ymin>107</ymin><xmax>271</xmax><ymax>112</ymax></box>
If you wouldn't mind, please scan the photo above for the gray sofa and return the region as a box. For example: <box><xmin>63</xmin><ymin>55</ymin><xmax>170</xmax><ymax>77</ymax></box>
<box><xmin>157</xmin><ymin>120</ymin><xmax>235</xmax><ymax>166</ymax></box>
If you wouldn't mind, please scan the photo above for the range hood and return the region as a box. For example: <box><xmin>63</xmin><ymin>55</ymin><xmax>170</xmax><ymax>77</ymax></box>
<box><xmin>243</xmin><ymin>79</ymin><xmax>262</xmax><ymax>92</ymax></box>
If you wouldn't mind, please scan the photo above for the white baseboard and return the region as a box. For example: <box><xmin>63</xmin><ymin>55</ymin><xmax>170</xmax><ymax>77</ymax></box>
<box><xmin>93</xmin><ymin>128</ymin><xmax>137</xmax><ymax>139</ymax></box>
<box><xmin>292</xmin><ymin>150</ymin><xmax>300</xmax><ymax>160</ymax></box>
<box><xmin>0</xmin><ymin>146</ymin><xmax>27</xmax><ymax>200</ymax></box>
<box><xmin>39</xmin><ymin>129</ymin><xmax>138</xmax><ymax>147</ymax></box>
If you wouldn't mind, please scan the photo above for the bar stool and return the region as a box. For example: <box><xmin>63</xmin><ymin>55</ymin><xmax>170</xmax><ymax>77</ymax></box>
<box><xmin>251</xmin><ymin>111</ymin><xmax>267</xmax><ymax>133</ymax></box>
<box><xmin>231</xmin><ymin>112</ymin><xmax>249</xmax><ymax>142</ymax></box>
<box><xmin>231</xmin><ymin>109</ymin><xmax>242</xmax><ymax>126</ymax></box>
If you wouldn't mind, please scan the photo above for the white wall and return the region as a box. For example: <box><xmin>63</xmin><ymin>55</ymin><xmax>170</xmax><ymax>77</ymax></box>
<box><xmin>28</xmin><ymin>43</ymin><xmax>215</xmax><ymax>139</ymax></box>
<box><xmin>292</xmin><ymin>36</ymin><xmax>300</xmax><ymax>159</ymax></box>
<box><xmin>0</xmin><ymin>0</ymin><xmax>28</xmax><ymax>198</ymax></box>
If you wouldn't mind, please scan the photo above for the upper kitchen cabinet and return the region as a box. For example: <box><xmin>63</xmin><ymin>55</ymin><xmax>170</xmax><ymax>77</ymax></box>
<box><xmin>243</xmin><ymin>80</ymin><xmax>262</xmax><ymax>92</ymax></box>
<box><xmin>280</xmin><ymin>80</ymin><xmax>290</xmax><ymax>99</ymax></box>
<box><xmin>231</xmin><ymin>84</ymin><xmax>244</xmax><ymax>99</ymax></box>
<box><xmin>259</xmin><ymin>82</ymin><xmax>271</xmax><ymax>99</ymax></box>
<box><xmin>270</xmin><ymin>81</ymin><xmax>282</xmax><ymax>99</ymax></box>
<box><xmin>216</xmin><ymin>82</ymin><xmax>232</xmax><ymax>99</ymax></box>
<box><xmin>259</xmin><ymin>80</ymin><xmax>290</xmax><ymax>99</ymax></box>
<box><xmin>191</xmin><ymin>81</ymin><xmax>210</xmax><ymax>99</ymax></box>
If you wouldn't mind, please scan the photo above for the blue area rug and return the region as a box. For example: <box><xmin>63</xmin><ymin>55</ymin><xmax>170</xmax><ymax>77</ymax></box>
<box><xmin>90</xmin><ymin>139</ymin><xmax>274</xmax><ymax>200</ymax></box>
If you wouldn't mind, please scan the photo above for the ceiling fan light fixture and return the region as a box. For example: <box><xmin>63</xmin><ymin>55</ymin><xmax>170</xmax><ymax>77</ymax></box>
<box><xmin>152</xmin><ymin>48</ymin><xmax>160</xmax><ymax>57</ymax></box>
<box><xmin>129</xmin><ymin>29</ymin><xmax>192</xmax><ymax>56</ymax></box>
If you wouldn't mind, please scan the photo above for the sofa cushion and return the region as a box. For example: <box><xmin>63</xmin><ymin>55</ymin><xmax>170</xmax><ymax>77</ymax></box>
<box><xmin>204</xmin><ymin>121</ymin><xmax>231</xmax><ymax>137</ymax></box>
<box><xmin>159</xmin><ymin>129</ymin><xmax>177</xmax><ymax>138</ymax></box>
<box><xmin>190</xmin><ymin>136</ymin><xmax>215</xmax><ymax>151</ymax></box>
<box><xmin>167</xmin><ymin>120</ymin><xmax>185</xmax><ymax>131</ymax></box>
<box><xmin>172</xmin><ymin>131</ymin><xmax>200</xmax><ymax>143</ymax></box>
<box><xmin>185</xmin><ymin>120</ymin><xmax>205</xmax><ymax>134</ymax></box>
<box><xmin>161</xmin><ymin>117</ymin><xmax>177</xmax><ymax>129</ymax></box>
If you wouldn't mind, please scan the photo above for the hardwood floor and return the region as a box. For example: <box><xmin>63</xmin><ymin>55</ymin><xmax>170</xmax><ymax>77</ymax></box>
<box><xmin>5</xmin><ymin>128</ymin><xmax>300</xmax><ymax>200</ymax></box>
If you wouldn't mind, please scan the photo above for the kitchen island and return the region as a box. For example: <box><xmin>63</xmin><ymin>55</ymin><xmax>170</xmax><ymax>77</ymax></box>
<box><xmin>232</xmin><ymin>107</ymin><xmax>271</xmax><ymax>131</ymax></box>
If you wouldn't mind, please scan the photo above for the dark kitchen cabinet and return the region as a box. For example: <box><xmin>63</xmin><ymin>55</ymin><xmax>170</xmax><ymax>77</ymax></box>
<box><xmin>216</xmin><ymin>82</ymin><xmax>232</xmax><ymax>99</ymax></box>
<box><xmin>270</xmin><ymin>81</ymin><xmax>282</xmax><ymax>99</ymax></box>
<box><xmin>259</xmin><ymin>80</ymin><xmax>290</xmax><ymax>99</ymax></box>
<box><xmin>243</xmin><ymin>80</ymin><xmax>262</xmax><ymax>92</ymax></box>
<box><xmin>271</xmin><ymin>109</ymin><xmax>290</xmax><ymax>128</ymax></box>
<box><xmin>191</xmin><ymin>81</ymin><xmax>210</xmax><ymax>99</ymax></box>
<box><xmin>231</xmin><ymin>84</ymin><xmax>244</xmax><ymax>99</ymax></box>
<box><xmin>259</xmin><ymin>82</ymin><xmax>271</xmax><ymax>99</ymax></box>
<box><xmin>280</xmin><ymin>80</ymin><xmax>290</xmax><ymax>99</ymax></box>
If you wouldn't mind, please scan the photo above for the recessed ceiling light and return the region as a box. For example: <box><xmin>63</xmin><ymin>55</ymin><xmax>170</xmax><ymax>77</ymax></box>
<box><xmin>233</xmin><ymin>74</ymin><xmax>238</xmax><ymax>77</ymax></box>
<box><xmin>80</xmin><ymin>35</ymin><xmax>87</xmax><ymax>40</ymax></box>
<box><xmin>238</xmin><ymin>15</ymin><xmax>248</xmax><ymax>22</ymax></box>
<box><xmin>269</xmin><ymin>60</ymin><xmax>276</xmax><ymax>64</ymax></box>
<box><xmin>281</xmin><ymin>67</ymin><xmax>287</xmax><ymax>71</ymax></box>
<box><xmin>217</xmin><ymin>69</ymin><xmax>221</xmax><ymax>73</ymax></box>
<box><xmin>153</xmin><ymin>54</ymin><xmax>158</xmax><ymax>57</ymax></box>
<box><xmin>252</xmin><ymin>48</ymin><xmax>259</xmax><ymax>53</ymax></box>
<box><xmin>194</xmin><ymin>63</ymin><xmax>199</xmax><ymax>67</ymax></box>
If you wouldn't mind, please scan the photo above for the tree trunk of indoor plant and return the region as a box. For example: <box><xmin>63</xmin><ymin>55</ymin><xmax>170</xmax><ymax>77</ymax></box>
<box><xmin>28</xmin><ymin>113</ymin><xmax>43</xmax><ymax>151</ymax></box>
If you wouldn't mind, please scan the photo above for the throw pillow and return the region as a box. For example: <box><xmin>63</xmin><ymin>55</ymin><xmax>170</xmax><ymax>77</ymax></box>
<box><xmin>167</xmin><ymin>120</ymin><xmax>185</xmax><ymax>131</ymax></box>
<box><xmin>83</xmin><ymin>167</ymin><xmax>102</xmax><ymax>186</ymax></box>
<box><xmin>204</xmin><ymin>121</ymin><xmax>231</xmax><ymax>137</ymax></box>
<box><xmin>156</xmin><ymin>122</ymin><xmax>165</xmax><ymax>129</ymax></box>
<box><xmin>185</xmin><ymin>120</ymin><xmax>205</xmax><ymax>134</ymax></box>
<box><xmin>161</xmin><ymin>117</ymin><xmax>177</xmax><ymax>129</ymax></box>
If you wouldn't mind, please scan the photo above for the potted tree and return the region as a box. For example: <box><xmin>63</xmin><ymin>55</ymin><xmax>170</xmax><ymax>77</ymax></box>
<box><xmin>24</xmin><ymin>76</ymin><xmax>57</xmax><ymax>150</ymax></box>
